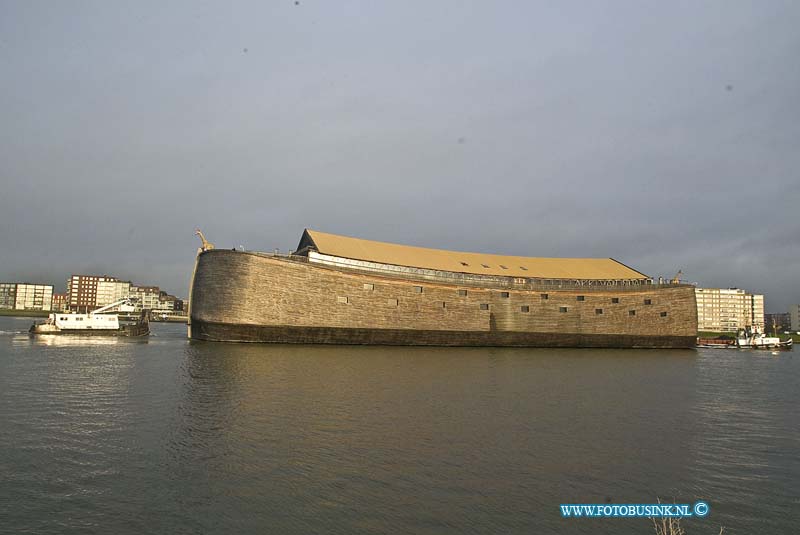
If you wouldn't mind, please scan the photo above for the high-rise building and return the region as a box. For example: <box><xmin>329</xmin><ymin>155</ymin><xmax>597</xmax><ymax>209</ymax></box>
<box><xmin>0</xmin><ymin>283</ymin><xmax>17</xmax><ymax>309</ymax></box>
<box><xmin>13</xmin><ymin>283</ymin><xmax>54</xmax><ymax>311</ymax></box>
<box><xmin>790</xmin><ymin>305</ymin><xmax>800</xmax><ymax>332</ymax></box>
<box><xmin>764</xmin><ymin>312</ymin><xmax>790</xmax><ymax>332</ymax></box>
<box><xmin>51</xmin><ymin>293</ymin><xmax>68</xmax><ymax>313</ymax></box>
<box><xmin>695</xmin><ymin>288</ymin><xmax>765</xmax><ymax>332</ymax></box>
<box><xmin>67</xmin><ymin>275</ymin><xmax>126</xmax><ymax>312</ymax></box>
<box><xmin>96</xmin><ymin>279</ymin><xmax>132</xmax><ymax>307</ymax></box>
<box><xmin>752</xmin><ymin>294</ymin><xmax>764</xmax><ymax>330</ymax></box>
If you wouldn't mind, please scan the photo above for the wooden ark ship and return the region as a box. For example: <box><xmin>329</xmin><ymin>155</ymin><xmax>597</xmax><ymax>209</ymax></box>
<box><xmin>188</xmin><ymin>229</ymin><xmax>698</xmax><ymax>348</ymax></box>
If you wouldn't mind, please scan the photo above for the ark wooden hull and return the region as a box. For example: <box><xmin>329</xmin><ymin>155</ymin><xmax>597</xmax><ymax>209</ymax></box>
<box><xmin>188</xmin><ymin>250</ymin><xmax>698</xmax><ymax>348</ymax></box>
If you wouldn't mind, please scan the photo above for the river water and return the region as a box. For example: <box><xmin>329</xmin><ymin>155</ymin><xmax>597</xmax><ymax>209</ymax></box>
<box><xmin>0</xmin><ymin>316</ymin><xmax>797</xmax><ymax>534</ymax></box>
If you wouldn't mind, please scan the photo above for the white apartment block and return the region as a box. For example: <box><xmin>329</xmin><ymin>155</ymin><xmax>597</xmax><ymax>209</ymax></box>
<box><xmin>129</xmin><ymin>286</ymin><xmax>162</xmax><ymax>312</ymax></box>
<box><xmin>752</xmin><ymin>294</ymin><xmax>764</xmax><ymax>330</ymax></box>
<box><xmin>790</xmin><ymin>304</ymin><xmax>800</xmax><ymax>332</ymax></box>
<box><xmin>13</xmin><ymin>283</ymin><xmax>54</xmax><ymax>311</ymax></box>
<box><xmin>695</xmin><ymin>288</ymin><xmax>765</xmax><ymax>332</ymax></box>
<box><xmin>0</xmin><ymin>283</ymin><xmax>16</xmax><ymax>309</ymax></box>
<box><xmin>96</xmin><ymin>279</ymin><xmax>132</xmax><ymax>307</ymax></box>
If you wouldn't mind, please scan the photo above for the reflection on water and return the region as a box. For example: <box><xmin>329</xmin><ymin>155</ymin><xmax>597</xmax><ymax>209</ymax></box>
<box><xmin>5</xmin><ymin>324</ymin><xmax>150</xmax><ymax>347</ymax></box>
<box><xmin>0</xmin><ymin>318</ymin><xmax>797</xmax><ymax>534</ymax></box>
<box><xmin>688</xmin><ymin>349</ymin><xmax>800</xmax><ymax>533</ymax></box>
<box><xmin>26</xmin><ymin>334</ymin><xmax>125</xmax><ymax>346</ymax></box>
<box><xmin>165</xmin><ymin>343</ymin><xmax>703</xmax><ymax>533</ymax></box>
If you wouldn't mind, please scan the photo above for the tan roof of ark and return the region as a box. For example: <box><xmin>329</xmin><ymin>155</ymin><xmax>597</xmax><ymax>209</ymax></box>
<box><xmin>301</xmin><ymin>230</ymin><xmax>649</xmax><ymax>280</ymax></box>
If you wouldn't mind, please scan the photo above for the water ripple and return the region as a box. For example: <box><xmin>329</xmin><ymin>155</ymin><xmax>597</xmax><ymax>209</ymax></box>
<box><xmin>0</xmin><ymin>319</ymin><xmax>797</xmax><ymax>534</ymax></box>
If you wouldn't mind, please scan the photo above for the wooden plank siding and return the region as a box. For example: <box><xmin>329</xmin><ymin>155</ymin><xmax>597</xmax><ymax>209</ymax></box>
<box><xmin>189</xmin><ymin>250</ymin><xmax>697</xmax><ymax>348</ymax></box>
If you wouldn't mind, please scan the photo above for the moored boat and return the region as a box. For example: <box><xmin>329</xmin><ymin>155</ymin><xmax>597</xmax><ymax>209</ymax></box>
<box><xmin>734</xmin><ymin>326</ymin><xmax>793</xmax><ymax>350</ymax></box>
<box><xmin>696</xmin><ymin>338</ymin><xmax>736</xmax><ymax>348</ymax></box>
<box><xmin>29</xmin><ymin>298</ymin><xmax>149</xmax><ymax>337</ymax></box>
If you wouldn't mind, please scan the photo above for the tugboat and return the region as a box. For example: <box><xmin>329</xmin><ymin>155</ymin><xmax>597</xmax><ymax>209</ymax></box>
<box><xmin>29</xmin><ymin>298</ymin><xmax>149</xmax><ymax>337</ymax></box>
<box><xmin>735</xmin><ymin>325</ymin><xmax>792</xmax><ymax>350</ymax></box>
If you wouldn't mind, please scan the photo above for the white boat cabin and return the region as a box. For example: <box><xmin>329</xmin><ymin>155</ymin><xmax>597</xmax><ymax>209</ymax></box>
<box><xmin>49</xmin><ymin>313</ymin><xmax>120</xmax><ymax>330</ymax></box>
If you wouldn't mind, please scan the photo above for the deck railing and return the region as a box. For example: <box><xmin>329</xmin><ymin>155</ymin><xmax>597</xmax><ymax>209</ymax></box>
<box><xmin>241</xmin><ymin>249</ymin><xmax>693</xmax><ymax>292</ymax></box>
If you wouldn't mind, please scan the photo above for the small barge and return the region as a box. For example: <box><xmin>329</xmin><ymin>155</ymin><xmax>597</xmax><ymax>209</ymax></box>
<box><xmin>697</xmin><ymin>327</ymin><xmax>793</xmax><ymax>350</ymax></box>
<box><xmin>29</xmin><ymin>298</ymin><xmax>149</xmax><ymax>337</ymax></box>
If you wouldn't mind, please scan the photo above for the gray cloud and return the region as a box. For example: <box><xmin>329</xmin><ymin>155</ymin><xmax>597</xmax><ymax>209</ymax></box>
<box><xmin>1</xmin><ymin>1</ymin><xmax>798</xmax><ymax>310</ymax></box>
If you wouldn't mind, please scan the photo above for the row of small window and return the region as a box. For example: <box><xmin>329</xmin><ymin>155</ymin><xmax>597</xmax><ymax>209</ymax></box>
<box><xmin>495</xmin><ymin>291</ymin><xmax>656</xmax><ymax>306</ymax></box>
<box><xmin>363</xmin><ymin>283</ymin><xmax>425</xmax><ymax>293</ymax></box>
<box><xmin>344</xmin><ymin>296</ymin><xmax>450</xmax><ymax>308</ymax></box>
<box><xmin>366</xmin><ymin>285</ymin><xmax>471</xmax><ymax>296</ymax></box>
<box><xmin>555</xmin><ymin>307</ymin><xmax>666</xmax><ymax>316</ymax></box>
<box><xmin>362</xmin><ymin>284</ymin><xmax>663</xmax><ymax>312</ymax></box>
<box><xmin>572</xmin><ymin>295</ymin><xmax>653</xmax><ymax>305</ymax></box>
<box><xmin>497</xmin><ymin>294</ymin><xmax>658</xmax><ymax>305</ymax></box>
<box><xmin>477</xmin><ymin>304</ymin><xmax>667</xmax><ymax>316</ymax></box>
<box><xmin>364</xmin><ymin>284</ymin><xmax>656</xmax><ymax>308</ymax></box>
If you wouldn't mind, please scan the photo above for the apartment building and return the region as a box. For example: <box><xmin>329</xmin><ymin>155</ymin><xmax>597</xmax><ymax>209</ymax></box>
<box><xmin>790</xmin><ymin>305</ymin><xmax>800</xmax><ymax>332</ymax></box>
<box><xmin>129</xmin><ymin>286</ymin><xmax>162</xmax><ymax>312</ymax></box>
<box><xmin>67</xmin><ymin>275</ymin><xmax>130</xmax><ymax>312</ymax></box>
<box><xmin>0</xmin><ymin>283</ymin><xmax>16</xmax><ymax>309</ymax></box>
<box><xmin>13</xmin><ymin>283</ymin><xmax>54</xmax><ymax>311</ymax></box>
<box><xmin>51</xmin><ymin>293</ymin><xmax>68</xmax><ymax>313</ymax></box>
<box><xmin>96</xmin><ymin>279</ymin><xmax>132</xmax><ymax>307</ymax></box>
<box><xmin>695</xmin><ymin>288</ymin><xmax>765</xmax><ymax>332</ymax></box>
<box><xmin>764</xmin><ymin>312</ymin><xmax>790</xmax><ymax>332</ymax></box>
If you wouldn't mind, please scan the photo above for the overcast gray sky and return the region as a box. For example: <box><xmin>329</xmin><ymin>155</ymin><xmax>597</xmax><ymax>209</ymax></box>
<box><xmin>1</xmin><ymin>1</ymin><xmax>798</xmax><ymax>310</ymax></box>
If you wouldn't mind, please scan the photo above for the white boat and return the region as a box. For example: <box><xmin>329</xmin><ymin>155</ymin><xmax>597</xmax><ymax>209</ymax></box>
<box><xmin>29</xmin><ymin>298</ymin><xmax>149</xmax><ymax>337</ymax></box>
<box><xmin>735</xmin><ymin>326</ymin><xmax>792</xmax><ymax>350</ymax></box>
